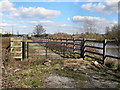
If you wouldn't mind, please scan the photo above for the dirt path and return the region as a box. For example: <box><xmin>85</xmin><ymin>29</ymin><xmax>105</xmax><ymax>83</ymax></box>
<box><xmin>44</xmin><ymin>74</ymin><xmax>76</xmax><ymax>88</ymax></box>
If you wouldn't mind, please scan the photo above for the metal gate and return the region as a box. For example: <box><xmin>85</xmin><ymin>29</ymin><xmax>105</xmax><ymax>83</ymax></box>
<box><xmin>27</xmin><ymin>41</ymin><xmax>64</xmax><ymax>60</ymax></box>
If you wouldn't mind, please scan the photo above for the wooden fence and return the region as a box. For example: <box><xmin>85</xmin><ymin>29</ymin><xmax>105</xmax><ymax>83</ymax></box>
<box><xmin>10</xmin><ymin>37</ymin><xmax>26</xmax><ymax>60</ymax></box>
<box><xmin>41</xmin><ymin>37</ymin><xmax>120</xmax><ymax>64</ymax></box>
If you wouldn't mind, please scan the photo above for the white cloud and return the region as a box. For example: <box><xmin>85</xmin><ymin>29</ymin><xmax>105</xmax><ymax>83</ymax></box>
<box><xmin>67</xmin><ymin>17</ymin><xmax>70</xmax><ymax>21</ymax></box>
<box><xmin>48</xmin><ymin>0</ymin><xmax>55</xmax><ymax>1</ymax></box>
<box><xmin>28</xmin><ymin>20</ymin><xmax>82</xmax><ymax>34</ymax></box>
<box><xmin>0</xmin><ymin>23</ymin><xmax>10</xmax><ymax>27</ymax></box>
<box><xmin>81</xmin><ymin>3</ymin><xmax>93</xmax><ymax>10</ymax></box>
<box><xmin>20</xmin><ymin>21</ymin><xmax>24</xmax><ymax>23</ymax></box>
<box><xmin>40</xmin><ymin>20</ymin><xmax>54</xmax><ymax>23</ymax></box>
<box><xmin>0</xmin><ymin>0</ymin><xmax>16</xmax><ymax>12</ymax></box>
<box><xmin>22</xmin><ymin>25</ymin><xmax>27</xmax><ymax>28</ymax></box>
<box><xmin>56</xmin><ymin>24</ymin><xmax>72</xmax><ymax>27</ymax></box>
<box><xmin>2</xmin><ymin>20</ymin><xmax>6</xmax><ymax>22</ymax></box>
<box><xmin>111</xmin><ymin>20</ymin><xmax>118</xmax><ymax>24</ymax></box>
<box><xmin>0</xmin><ymin>23</ymin><xmax>16</xmax><ymax>27</ymax></box>
<box><xmin>72</xmin><ymin>16</ymin><xmax>106</xmax><ymax>23</ymax></box>
<box><xmin>0</xmin><ymin>13</ymin><xmax>3</xmax><ymax>17</ymax></box>
<box><xmin>28</xmin><ymin>20</ymin><xmax>54</xmax><ymax>26</ymax></box>
<box><xmin>0</xmin><ymin>0</ymin><xmax>61</xmax><ymax>19</ymax></box>
<box><xmin>28</xmin><ymin>21</ymin><xmax>38</xmax><ymax>25</ymax></box>
<box><xmin>9</xmin><ymin>7</ymin><xmax>61</xmax><ymax>19</ymax></box>
<box><xmin>81</xmin><ymin>0</ymin><xmax>119</xmax><ymax>14</ymax></box>
<box><xmin>72</xmin><ymin>16</ymin><xmax>117</xmax><ymax>33</ymax></box>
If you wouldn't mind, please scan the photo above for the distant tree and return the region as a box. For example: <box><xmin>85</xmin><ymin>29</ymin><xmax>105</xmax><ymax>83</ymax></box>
<box><xmin>113</xmin><ymin>25</ymin><xmax>120</xmax><ymax>41</ymax></box>
<box><xmin>105</xmin><ymin>26</ymin><xmax>110</xmax><ymax>35</ymax></box>
<box><xmin>33</xmin><ymin>24</ymin><xmax>46</xmax><ymax>36</ymax></box>
<box><xmin>84</xmin><ymin>19</ymin><xmax>97</xmax><ymax>34</ymax></box>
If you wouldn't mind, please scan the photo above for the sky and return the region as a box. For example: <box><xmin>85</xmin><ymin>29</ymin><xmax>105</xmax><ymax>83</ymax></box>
<box><xmin>0</xmin><ymin>0</ymin><xmax>119</xmax><ymax>34</ymax></box>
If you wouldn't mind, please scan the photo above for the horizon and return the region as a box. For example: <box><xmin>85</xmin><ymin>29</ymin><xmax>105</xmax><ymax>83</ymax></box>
<box><xmin>0</xmin><ymin>0</ymin><xmax>118</xmax><ymax>34</ymax></box>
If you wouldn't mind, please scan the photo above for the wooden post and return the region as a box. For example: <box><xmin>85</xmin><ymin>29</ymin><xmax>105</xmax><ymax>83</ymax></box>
<box><xmin>83</xmin><ymin>38</ymin><xmax>86</xmax><ymax>60</ymax></box>
<box><xmin>22</xmin><ymin>41</ymin><xmax>26</xmax><ymax>59</ymax></box>
<box><xmin>62</xmin><ymin>43</ymin><xmax>65</xmax><ymax>57</ymax></box>
<box><xmin>55</xmin><ymin>38</ymin><xmax>57</xmax><ymax>52</ymax></box>
<box><xmin>66</xmin><ymin>38</ymin><xmax>68</xmax><ymax>52</ymax></box>
<box><xmin>73</xmin><ymin>38</ymin><xmax>75</xmax><ymax>57</ymax></box>
<box><xmin>47</xmin><ymin>37</ymin><xmax>49</xmax><ymax>42</ymax></box>
<box><xmin>56</xmin><ymin>38</ymin><xmax>57</xmax><ymax>42</ymax></box>
<box><xmin>81</xmin><ymin>38</ymin><xmax>85</xmax><ymax>59</ymax></box>
<box><xmin>27</xmin><ymin>42</ymin><xmax>29</xmax><ymax>58</ymax></box>
<box><xmin>80</xmin><ymin>38</ymin><xmax>83</xmax><ymax>58</ymax></box>
<box><xmin>61</xmin><ymin>38</ymin><xmax>62</xmax><ymax>54</ymax></box>
<box><xmin>46</xmin><ymin>43</ymin><xmax>48</xmax><ymax>59</ymax></box>
<box><xmin>103</xmin><ymin>39</ymin><xmax>107</xmax><ymax>64</ymax></box>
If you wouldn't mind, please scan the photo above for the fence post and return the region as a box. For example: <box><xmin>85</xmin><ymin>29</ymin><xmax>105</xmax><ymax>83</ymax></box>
<box><xmin>73</xmin><ymin>38</ymin><xmax>75</xmax><ymax>57</ymax></box>
<box><xmin>27</xmin><ymin>42</ymin><xmax>29</xmax><ymax>58</ymax></box>
<box><xmin>56</xmin><ymin>38</ymin><xmax>57</xmax><ymax>42</ymax></box>
<box><xmin>66</xmin><ymin>38</ymin><xmax>68</xmax><ymax>51</ymax></box>
<box><xmin>103</xmin><ymin>39</ymin><xmax>107</xmax><ymax>64</ymax></box>
<box><xmin>61</xmin><ymin>38</ymin><xmax>62</xmax><ymax>54</ymax></box>
<box><xmin>22</xmin><ymin>41</ymin><xmax>26</xmax><ymax>59</ymax></box>
<box><xmin>46</xmin><ymin>43</ymin><xmax>48</xmax><ymax>59</ymax></box>
<box><xmin>81</xmin><ymin>38</ymin><xmax>85</xmax><ymax>59</ymax></box>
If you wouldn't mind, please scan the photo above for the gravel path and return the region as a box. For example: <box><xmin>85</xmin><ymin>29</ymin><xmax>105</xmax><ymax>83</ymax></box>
<box><xmin>44</xmin><ymin>74</ymin><xmax>76</xmax><ymax>88</ymax></box>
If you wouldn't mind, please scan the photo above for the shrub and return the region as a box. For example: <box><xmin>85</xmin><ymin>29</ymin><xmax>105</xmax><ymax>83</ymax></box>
<box><xmin>105</xmin><ymin>61</ymin><xmax>115</xmax><ymax>68</ymax></box>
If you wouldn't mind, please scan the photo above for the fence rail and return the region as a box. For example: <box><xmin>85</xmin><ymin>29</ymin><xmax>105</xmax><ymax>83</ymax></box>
<box><xmin>41</xmin><ymin>38</ymin><xmax>120</xmax><ymax>64</ymax></box>
<box><xmin>26</xmin><ymin>37</ymin><xmax>120</xmax><ymax>64</ymax></box>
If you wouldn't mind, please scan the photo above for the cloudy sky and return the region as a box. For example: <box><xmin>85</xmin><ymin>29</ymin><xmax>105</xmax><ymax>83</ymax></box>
<box><xmin>0</xmin><ymin>0</ymin><xmax>119</xmax><ymax>34</ymax></box>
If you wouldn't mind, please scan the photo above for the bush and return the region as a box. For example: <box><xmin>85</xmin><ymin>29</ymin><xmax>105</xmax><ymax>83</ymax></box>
<box><xmin>105</xmin><ymin>61</ymin><xmax>115</xmax><ymax>68</ymax></box>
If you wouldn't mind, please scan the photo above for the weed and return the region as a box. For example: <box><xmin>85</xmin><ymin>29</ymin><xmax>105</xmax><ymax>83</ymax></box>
<box><xmin>105</xmin><ymin>61</ymin><xmax>115</xmax><ymax>68</ymax></box>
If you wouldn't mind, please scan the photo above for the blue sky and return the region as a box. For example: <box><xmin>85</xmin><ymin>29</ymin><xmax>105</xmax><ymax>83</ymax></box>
<box><xmin>0</xmin><ymin>0</ymin><xmax>118</xmax><ymax>34</ymax></box>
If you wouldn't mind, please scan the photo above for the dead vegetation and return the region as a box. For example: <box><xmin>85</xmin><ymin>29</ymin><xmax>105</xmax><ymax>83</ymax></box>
<box><xmin>1</xmin><ymin>37</ymin><xmax>120</xmax><ymax>88</ymax></box>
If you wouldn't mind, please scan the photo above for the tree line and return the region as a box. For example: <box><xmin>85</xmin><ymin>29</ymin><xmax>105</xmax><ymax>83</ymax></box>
<box><xmin>105</xmin><ymin>25</ymin><xmax>120</xmax><ymax>41</ymax></box>
<box><xmin>33</xmin><ymin>24</ymin><xmax>120</xmax><ymax>41</ymax></box>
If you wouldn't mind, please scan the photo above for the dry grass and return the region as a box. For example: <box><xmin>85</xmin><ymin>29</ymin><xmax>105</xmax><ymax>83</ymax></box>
<box><xmin>2</xmin><ymin>37</ymin><xmax>10</xmax><ymax>49</ymax></box>
<box><xmin>105</xmin><ymin>58</ymin><xmax>119</xmax><ymax>69</ymax></box>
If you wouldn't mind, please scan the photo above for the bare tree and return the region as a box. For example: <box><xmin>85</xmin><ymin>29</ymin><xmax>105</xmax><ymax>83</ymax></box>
<box><xmin>84</xmin><ymin>19</ymin><xmax>97</xmax><ymax>34</ymax></box>
<box><xmin>33</xmin><ymin>24</ymin><xmax>46</xmax><ymax>36</ymax></box>
<box><xmin>105</xmin><ymin>26</ymin><xmax>110</xmax><ymax>35</ymax></box>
